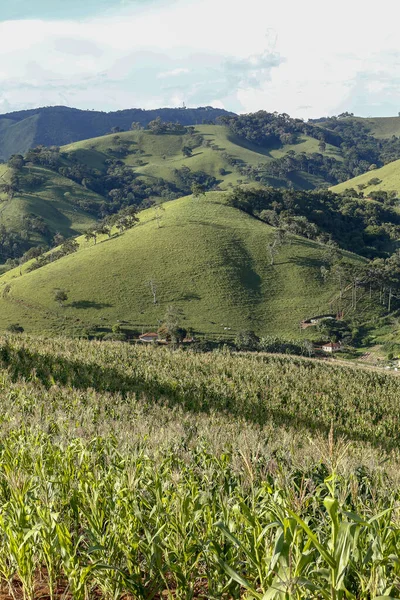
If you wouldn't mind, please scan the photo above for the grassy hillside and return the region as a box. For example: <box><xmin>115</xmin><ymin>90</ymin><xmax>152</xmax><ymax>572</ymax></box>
<box><xmin>358</xmin><ymin>116</ymin><xmax>400</xmax><ymax>139</ymax></box>
<box><xmin>0</xmin><ymin>105</ymin><xmax>235</xmax><ymax>160</ymax></box>
<box><xmin>0</xmin><ymin>163</ymin><xmax>102</xmax><ymax>250</ymax></box>
<box><xmin>331</xmin><ymin>158</ymin><xmax>400</xmax><ymax>195</ymax></box>
<box><xmin>0</xmin><ymin>114</ymin><xmax>39</xmax><ymax>161</ymax></box>
<box><xmin>0</xmin><ymin>191</ymin><xmax>362</xmax><ymax>338</ymax></box>
<box><xmin>0</xmin><ymin>124</ymin><xmax>346</xmax><ymax>267</ymax></box>
<box><xmin>63</xmin><ymin>124</ymin><xmax>339</xmax><ymax>190</ymax></box>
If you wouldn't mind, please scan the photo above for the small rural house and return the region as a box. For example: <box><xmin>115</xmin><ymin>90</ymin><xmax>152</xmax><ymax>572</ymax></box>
<box><xmin>139</xmin><ymin>332</ymin><xmax>159</xmax><ymax>343</ymax></box>
<box><xmin>322</xmin><ymin>342</ymin><xmax>341</xmax><ymax>353</ymax></box>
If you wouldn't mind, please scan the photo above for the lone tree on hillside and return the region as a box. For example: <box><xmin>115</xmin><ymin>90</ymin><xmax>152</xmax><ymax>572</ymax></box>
<box><xmin>182</xmin><ymin>146</ymin><xmax>193</xmax><ymax>158</ymax></box>
<box><xmin>154</xmin><ymin>205</ymin><xmax>165</xmax><ymax>228</ymax></box>
<box><xmin>54</xmin><ymin>289</ymin><xmax>68</xmax><ymax>307</ymax></box>
<box><xmin>148</xmin><ymin>279</ymin><xmax>158</xmax><ymax>304</ymax></box>
<box><xmin>267</xmin><ymin>228</ymin><xmax>287</xmax><ymax>266</ymax></box>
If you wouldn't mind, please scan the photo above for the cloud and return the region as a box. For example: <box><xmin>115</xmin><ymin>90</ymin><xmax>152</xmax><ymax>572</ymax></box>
<box><xmin>1</xmin><ymin>0</ymin><xmax>400</xmax><ymax>117</ymax></box>
<box><xmin>157</xmin><ymin>68</ymin><xmax>190</xmax><ymax>79</ymax></box>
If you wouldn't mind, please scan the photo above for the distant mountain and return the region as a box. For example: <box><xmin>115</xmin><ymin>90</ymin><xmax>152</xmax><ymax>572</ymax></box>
<box><xmin>0</xmin><ymin>105</ymin><xmax>235</xmax><ymax>160</ymax></box>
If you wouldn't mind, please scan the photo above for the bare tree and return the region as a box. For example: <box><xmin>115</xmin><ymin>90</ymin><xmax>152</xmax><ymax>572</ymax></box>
<box><xmin>154</xmin><ymin>205</ymin><xmax>165</xmax><ymax>229</ymax></box>
<box><xmin>267</xmin><ymin>228</ymin><xmax>287</xmax><ymax>266</ymax></box>
<box><xmin>149</xmin><ymin>279</ymin><xmax>157</xmax><ymax>304</ymax></box>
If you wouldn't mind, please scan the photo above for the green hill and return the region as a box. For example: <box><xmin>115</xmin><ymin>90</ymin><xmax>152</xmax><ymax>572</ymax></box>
<box><xmin>62</xmin><ymin>124</ymin><xmax>340</xmax><ymax>189</ymax></box>
<box><xmin>355</xmin><ymin>116</ymin><xmax>400</xmax><ymax>139</ymax></box>
<box><xmin>0</xmin><ymin>162</ymin><xmax>103</xmax><ymax>265</ymax></box>
<box><xmin>331</xmin><ymin>159</ymin><xmax>400</xmax><ymax>195</ymax></box>
<box><xmin>0</xmin><ymin>105</ymin><xmax>234</xmax><ymax>161</ymax></box>
<box><xmin>0</xmin><ymin>124</ymin><xmax>345</xmax><ymax>267</ymax></box>
<box><xmin>0</xmin><ymin>191</ymin><xmax>362</xmax><ymax>338</ymax></box>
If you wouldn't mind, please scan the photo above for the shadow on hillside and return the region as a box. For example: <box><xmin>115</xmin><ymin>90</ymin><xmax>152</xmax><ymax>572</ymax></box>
<box><xmin>187</xmin><ymin>220</ymin><xmax>228</xmax><ymax>229</ymax></box>
<box><xmin>220</xmin><ymin>236</ymin><xmax>263</xmax><ymax>303</ymax></box>
<box><xmin>179</xmin><ymin>292</ymin><xmax>201</xmax><ymax>301</ymax></box>
<box><xmin>286</xmin><ymin>256</ymin><xmax>324</xmax><ymax>269</ymax></box>
<box><xmin>0</xmin><ymin>343</ymin><xmax>394</xmax><ymax>451</ymax></box>
<box><xmin>69</xmin><ymin>300</ymin><xmax>113</xmax><ymax>310</ymax></box>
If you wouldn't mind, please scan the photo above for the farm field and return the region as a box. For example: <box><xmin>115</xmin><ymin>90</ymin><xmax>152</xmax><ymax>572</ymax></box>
<box><xmin>0</xmin><ymin>335</ymin><xmax>398</xmax><ymax>598</ymax></box>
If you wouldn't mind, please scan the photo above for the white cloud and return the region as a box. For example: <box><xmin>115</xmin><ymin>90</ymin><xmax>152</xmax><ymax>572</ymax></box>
<box><xmin>157</xmin><ymin>68</ymin><xmax>190</xmax><ymax>79</ymax></box>
<box><xmin>1</xmin><ymin>0</ymin><xmax>400</xmax><ymax>116</ymax></box>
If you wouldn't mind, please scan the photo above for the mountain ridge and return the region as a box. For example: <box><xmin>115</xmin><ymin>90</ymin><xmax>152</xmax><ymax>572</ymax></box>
<box><xmin>0</xmin><ymin>105</ymin><xmax>235</xmax><ymax>161</ymax></box>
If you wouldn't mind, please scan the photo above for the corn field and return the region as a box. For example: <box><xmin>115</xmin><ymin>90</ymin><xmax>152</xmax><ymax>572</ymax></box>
<box><xmin>0</xmin><ymin>336</ymin><xmax>397</xmax><ymax>598</ymax></box>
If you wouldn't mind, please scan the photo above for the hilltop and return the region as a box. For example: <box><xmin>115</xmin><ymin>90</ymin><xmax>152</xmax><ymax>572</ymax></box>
<box><xmin>0</xmin><ymin>105</ymin><xmax>234</xmax><ymax>161</ymax></box>
<box><xmin>0</xmin><ymin>191</ymin><xmax>365</xmax><ymax>338</ymax></box>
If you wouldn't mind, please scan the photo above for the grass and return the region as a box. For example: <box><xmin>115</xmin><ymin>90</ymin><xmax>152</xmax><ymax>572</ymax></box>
<box><xmin>357</xmin><ymin>115</ymin><xmax>400</xmax><ymax>138</ymax></box>
<box><xmin>63</xmin><ymin>125</ymin><xmax>341</xmax><ymax>191</ymax></box>
<box><xmin>0</xmin><ymin>163</ymin><xmax>102</xmax><ymax>243</ymax></box>
<box><xmin>0</xmin><ymin>124</ymin><xmax>343</xmax><ymax>264</ymax></box>
<box><xmin>331</xmin><ymin>158</ymin><xmax>400</xmax><ymax>195</ymax></box>
<box><xmin>0</xmin><ymin>191</ymin><xmax>364</xmax><ymax>338</ymax></box>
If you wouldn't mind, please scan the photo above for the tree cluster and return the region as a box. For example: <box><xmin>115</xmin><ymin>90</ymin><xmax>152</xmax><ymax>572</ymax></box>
<box><xmin>227</xmin><ymin>186</ymin><xmax>400</xmax><ymax>257</ymax></box>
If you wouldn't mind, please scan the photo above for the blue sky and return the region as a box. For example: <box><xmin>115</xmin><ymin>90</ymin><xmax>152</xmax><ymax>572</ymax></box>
<box><xmin>0</xmin><ymin>0</ymin><xmax>400</xmax><ymax>118</ymax></box>
<box><xmin>2</xmin><ymin>0</ymin><xmax>127</xmax><ymax>20</ymax></box>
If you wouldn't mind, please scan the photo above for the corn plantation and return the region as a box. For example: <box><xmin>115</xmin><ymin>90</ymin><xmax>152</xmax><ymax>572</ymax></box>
<box><xmin>0</xmin><ymin>336</ymin><xmax>397</xmax><ymax>598</ymax></box>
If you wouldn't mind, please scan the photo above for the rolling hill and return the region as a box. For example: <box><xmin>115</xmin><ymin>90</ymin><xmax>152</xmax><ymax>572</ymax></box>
<box><xmin>0</xmin><ymin>124</ymin><xmax>345</xmax><ymax>266</ymax></box>
<box><xmin>0</xmin><ymin>105</ymin><xmax>234</xmax><ymax>161</ymax></box>
<box><xmin>331</xmin><ymin>159</ymin><xmax>400</xmax><ymax>195</ymax></box>
<box><xmin>62</xmin><ymin>124</ymin><xmax>340</xmax><ymax>189</ymax></box>
<box><xmin>355</xmin><ymin>116</ymin><xmax>400</xmax><ymax>139</ymax></box>
<box><xmin>0</xmin><ymin>191</ymin><xmax>364</xmax><ymax>338</ymax></box>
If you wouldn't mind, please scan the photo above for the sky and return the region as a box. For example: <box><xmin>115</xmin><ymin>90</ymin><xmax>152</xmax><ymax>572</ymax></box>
<box><xmin>1</xmin><ymin>0</ymin><xmax>400</xmax><ymax>118</ymax></box>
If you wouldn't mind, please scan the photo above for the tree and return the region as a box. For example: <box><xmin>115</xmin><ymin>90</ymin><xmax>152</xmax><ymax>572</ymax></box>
<box><xmin>235</xmin><ymin>330</ymin><xmax>260</xmax><ymax>350</ymax></box>
<box><xmin>318</xmin><ymin>141</ymin><xmax>326</xmax><ymax>153</ymax></box>
<box><xmin>148</xmin><ymin>279</ymin><xmax>157</xmax><ymax>304</ymax></box>
<box><xmin>148</xmin><ymin>117</ymin><xmax>164</xmax><ymax>134</ymax></box>
<box><xmin>182</xmin><ymin>146</ymin><xmax>193</xmax><ymax>158</ymax></box>
<box><xmin>191</xmin><ymin>182</ymin><xmax>205</xmax><ymax>197</ymax></box>
<box><xmin>54</xmin><ymin>289</ymin><xmax>68</xmax><ymax>307</ymax></box>
<box><xmin>52</xmin><ymin>233</ymin><xmax>65</xmax><ymax>247</ymax></box>
<box><xmin>84</xmin><ymin>230</ymin><xmax>96</xmax><ymax>244</ymax></box>
<box><xmin>96</xmin><ymin>224</ymin><xmax>111</xmax><ymax>238</ymax></box>
<box><xmin>158</xmin><ymin>305</ymin><xmax>185</xmax><ymax>343</ymax></box>
<box><xmin>130</xmin><ymin>122</ymin><xmax>143</xmax><ymax>130</ymax></box>
<box><xmin>61</xmin><ymin>239</ymin><xmax>79</xmax><ymax>255</ymax></box>
<box><xmin>7</xmin><ymin>154</ymin><xmax>25</xmax><ymax>170</ymax></box>
<box><xmin>267</xmin><ymin>228</ymin><xmax>286</xmax><ymax>266</ymax></box>
<box><xmin>111</xmin><ymin>126</ymin><xmax>123</xmax><ymax>133</ymax></box>
<box><xmin>154</xmin><ymin>205</ymin><xmax>165</xmax><ymax>228</ymax></box>
<box><xmin>301</xmin><ymin>339</ymin><xmax>314</xmax><ymax>357</ymax></box>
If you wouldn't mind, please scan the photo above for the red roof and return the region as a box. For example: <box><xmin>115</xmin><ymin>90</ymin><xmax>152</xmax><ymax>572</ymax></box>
<box><xmin>323</xmin><ymin>342</ymin><xmax>340</xmax><ymax>348</ymax></box>
<box><xmin>139</xmin><ymin>332</ymin><xmax>158</xmax><ymax>338</ymax></box>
